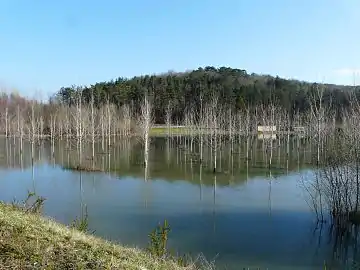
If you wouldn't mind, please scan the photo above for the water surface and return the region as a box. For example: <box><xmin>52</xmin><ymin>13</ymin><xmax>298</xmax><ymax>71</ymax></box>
<box><xmin>0</xmin><ymin>137</ymin><xmax>354</xmax><ymax>269</ymax></box>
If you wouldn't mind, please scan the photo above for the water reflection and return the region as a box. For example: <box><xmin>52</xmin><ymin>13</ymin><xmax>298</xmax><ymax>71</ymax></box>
<box><xmin>0</xmin><ymin>136</ymin><xmax>358</xmax><ymax>269</ymax></box>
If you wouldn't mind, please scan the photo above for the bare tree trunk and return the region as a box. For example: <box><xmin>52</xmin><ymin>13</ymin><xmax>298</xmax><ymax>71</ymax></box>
<box><xmin>91</xmin><ymin>90</ymin><xmax>95</xmax><ymax>162</ymax></box>
<box><xmin>79</xmin><ymin>97</ymin><xmax>82</xmax><ymax>165</ymax></box>
<box><xmin>246</xmin><ymin>109</ymin><xmax>250</xmax><ymax>162</ymax></box>
<box><xmin>39</xmin><ymin>116</ymin><xmax>44</xmax><ymax>141</ymax></box>
<box><xmin>189</xmin><ymin>111</ymin><xmax>195</xmax><ymax>153</ymax></box>
<box><xmin>107</xmin><ymin>98</ymin><xmax>111</xmax><ymax>151</ymax></box>
<box><xmin>17</xmin><ymin>105</ymin><xmax>20</xmax><ymax>138</ymax></box>
<box><xmin>165</xmin><ymin>102</ymin><xmax>172</xmax><ymax>164</ymax></box>
<box><xmin>50</xmin><ymin>114</ymin><xmax>55</xmax><ymax>157</ymax></box>
<box><xmin>75</xmin><ymin>88</ymin><xmax>83</xmax><ymax>165</ymax></box>
<box><xmin>269</xmin><ymin>104</ymin><xmax>275</xmax><ymax>170</ymax></box>
<box><xmin>19</xmin><ymin>112</ymin><xmax>23</xmax><ymax>155</ymax></box>
<box><xmin>5</xmin><ymin>107</ymin><xmax>8</xmax><ymax>138</ymax></box>
<box><xmin>101</xmin><ymin>107</ymin><xmax>105</xmax><ymax>151</ymax></box>
<box><xmin>199</xmin><ymin>96</ymin><xmax>204</xmax><ymax>164</ymax></box>
<box><xmin>228</xmin><ymin>108</ymin><xmax>235</xmax><ymax>173</ymax></box>
<box><xmin>64</xmin><ymin>109</ymin><xmax>70</xmax><ymax>147</ymax></box>
<box><xmin>58</xmin><ymin>107</ymin><xmax>64</xmax><ymax>140</ymax></box>
<box><xmin>139</xmin><ymin>94</ymin><xmax>154</xmax><ymax>171</ymax></box>
<box><xmin>30</xmin><ymin>102</ymin><xmax>35</xmax><ymax>167</ymax></box>
<box><xmin>286</xmin><ymin>110</ymin><xmax>291</xmax><ymax>172</ymax></box>
<box><xmin>206</xmin><ymin>95</ymin><xmax>220</xmax><ymax>173</ymax></box>
<box><xmin>16</xmin><ymin>105</ymin><xmax>24</xmax><ymax>154</ymax></box>
<box><xmin>121</xmin><ymin>104</ymin><xmax>131</xmax><ymax>137</ymax></box>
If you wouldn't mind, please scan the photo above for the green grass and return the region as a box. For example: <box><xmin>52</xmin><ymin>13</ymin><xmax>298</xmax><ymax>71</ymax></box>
<box><xmin>150</xmin><ymin>127</ymin><xmax>190</xmax><ymax>136</ymax></box>
<box><xmin>0</xmin><ymin>202</ymin><xmax>202</xmax><ymax>270</ymax></box>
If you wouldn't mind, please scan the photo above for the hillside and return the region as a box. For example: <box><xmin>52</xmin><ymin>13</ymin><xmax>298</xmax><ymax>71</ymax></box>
<box><xmin>54</xmin><ymin>67</ymin><xmax>357</xmax><ymax>123</ymax></box>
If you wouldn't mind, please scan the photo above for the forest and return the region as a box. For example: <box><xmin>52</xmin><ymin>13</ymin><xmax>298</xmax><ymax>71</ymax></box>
<box><xmin>54</xmin><ymin>66</ymin><xmax>358</xmax><ymax>123</ymax></box>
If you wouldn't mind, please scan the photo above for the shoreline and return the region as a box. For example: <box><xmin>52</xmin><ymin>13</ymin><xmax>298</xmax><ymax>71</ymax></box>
<box><xmin>0</xmin><ymin>202</ymin><xmax>199</xmax><ymax>270</ymax></box>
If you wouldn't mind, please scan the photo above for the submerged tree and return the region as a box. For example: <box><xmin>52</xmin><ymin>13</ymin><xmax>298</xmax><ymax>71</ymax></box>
<box><xmin>138</xmin><ymin>93</ymin><xmax>154</xmax><ymax>169</ymax></box>
<box><xmin>302</xmin><ymin>91</ymin><xmax>360</xmax><ymax>228</ymax></box>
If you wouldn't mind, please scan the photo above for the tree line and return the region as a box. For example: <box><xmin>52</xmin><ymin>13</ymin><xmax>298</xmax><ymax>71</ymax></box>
<box><xmin>54</xmin><ymin>66</ymin><xmax>359</xmax><ymax>123</ymax></box>
<box><xmin>0</xmin><ymin>66</ymin><xmax>359</xmax><ymax>139</ymax></box>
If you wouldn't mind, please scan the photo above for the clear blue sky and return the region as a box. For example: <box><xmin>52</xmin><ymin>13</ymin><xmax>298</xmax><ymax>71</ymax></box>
<box><xmin>0</xmin><ymin>0</ymin><xmax>359</xmax><ymax>98</ymax></box>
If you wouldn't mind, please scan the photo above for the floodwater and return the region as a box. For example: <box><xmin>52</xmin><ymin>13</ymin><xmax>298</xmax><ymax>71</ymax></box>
<box><xmin>0</xmin><ymin>136</ymin><xmax>356</xmax><ymax>269</ymax></box>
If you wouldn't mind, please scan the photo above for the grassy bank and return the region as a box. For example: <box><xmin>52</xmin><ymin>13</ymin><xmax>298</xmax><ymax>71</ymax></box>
<box><xmin>0</xmin><ymin>202</ymin><xmax>196</xmax><ymax>270</ymax></box>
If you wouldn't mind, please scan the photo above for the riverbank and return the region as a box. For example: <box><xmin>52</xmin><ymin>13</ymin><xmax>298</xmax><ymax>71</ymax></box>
<box><xmin>0</xmin><ymin>202</ymin><xmax>200</xmax><ymax>270</ymax></box>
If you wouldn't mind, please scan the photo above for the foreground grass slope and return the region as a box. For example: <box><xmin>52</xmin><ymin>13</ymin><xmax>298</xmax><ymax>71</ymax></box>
<box><xmin>0</xmin><ymin>202</ymin><xmax>189</xmax><ymax>270</ymax></box>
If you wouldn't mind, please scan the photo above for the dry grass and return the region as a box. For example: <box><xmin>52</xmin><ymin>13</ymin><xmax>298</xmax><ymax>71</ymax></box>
<box><xmin>0</xmin><ymin>202</ymin><xmax>207</xmax><ymax>270</ymax></box>
<box><xmin>62</xmin><ymin>164</ymin><xmax>103</xmax><ymax>173</ymax></box>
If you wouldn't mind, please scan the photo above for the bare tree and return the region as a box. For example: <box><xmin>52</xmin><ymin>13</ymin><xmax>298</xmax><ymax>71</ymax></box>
<box><xmin>308</xmin><ymin>84</ymin><xmax>327</xmax><ymax>166</ymax></box>
<box><xmin>138</xmin><ymin>94</ymin><xmax>154</xmax><ymax>169</ymax></box>
<box><xmin>57</xmin><ymin>105</ymin><xmax>65</xmax><ymax>140</ymax></box>
<box><xmin>74</xmin><ymin>88</ymin><xmax>84</xmax><ymax>165</ymax></box>
<box><xmin>227</xmin><ymin>107</ymin><xmax>236</xmax><ymax>172</ymax></box>
<box><xmin>17</xmin><ymin>104</ymin><xmax>24</xmax><ymax>154</ymax></box>
<box><xmin>122</xmin><ymin>104</ymin><xmax>132</xmax><ymax>137</ymax></box>
<box><xmin>204</xmin><ymin>95</ymin><xmax>222</xmax><ymax>173</ymax></box>
<box><xmin>246</xmin><ymin>108</ymin><xmax>253</xmax><ymax>163</ymax></box>
<box><xmin>5</xmin><ymin>106</ymin><xmax>8</xmax><ymax>137</ymax></box>
<box><xmin>28</xmin><ymin>100</ymin><xmax>37</xmax><ymax>166</ymax></box>
<box><xmin>165</xmin><ymin>101</ymin><xmax>172</xmax><ymax>138</ymax></box>
<box><xmin>165</xmin><ymin>101</ymin><xmax>172</xmax><ymax>164</ymax></box>
<box><xmin>63</xmin><ymin>107</ymin><xmax>71</xmax><ymax>146</ymax></box>
<box><xmin>100</xmin><ymin>106</ymin><xmax>105</xmax><ymax>151</ymax></box>
<box><xmin>90</xmin><ymin>89</ymin><xmax>96</xmax><ymax>161</ymax></box>
<box><xmin>49</xmin><ymin>111</ymin><xmax>57</xmax><ymax>157</ymax></box>
<box><xmin>302</xmin><ymin>85</ymin><xmax>334</xmax><ymax>223</ymax></box>
<box><xmin>184</xmin><ymin>106</ymin><xmax>195</xmax><ymax>152</ymax></box>
<box><xmin>106</xmin><ymin>97</ymin><xmax>112</xmax><ymax>151</ymax></box>
<box><xmin>197</xmin><ymin>94</ymin><xmax>206</xmax><ymax>164</ymax></box>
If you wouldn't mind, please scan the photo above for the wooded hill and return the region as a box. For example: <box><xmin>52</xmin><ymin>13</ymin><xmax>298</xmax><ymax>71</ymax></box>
<box><xmin>55</xmin><ymin>66</ymin><xmax>358</xmax><ymax>123</ymax></box>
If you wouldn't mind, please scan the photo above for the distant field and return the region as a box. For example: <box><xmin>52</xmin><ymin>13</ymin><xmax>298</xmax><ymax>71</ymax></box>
<box><xmin>150</xmin><ymin>125</ymin><xmax>190</xmax><ymax>136</ymax></box>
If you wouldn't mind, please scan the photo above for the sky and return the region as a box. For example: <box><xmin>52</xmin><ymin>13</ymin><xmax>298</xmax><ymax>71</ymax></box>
<box><xmin>0</xmin><ymin>0</ymin><xmax>360</xmax><ymax>98</ymax></box>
